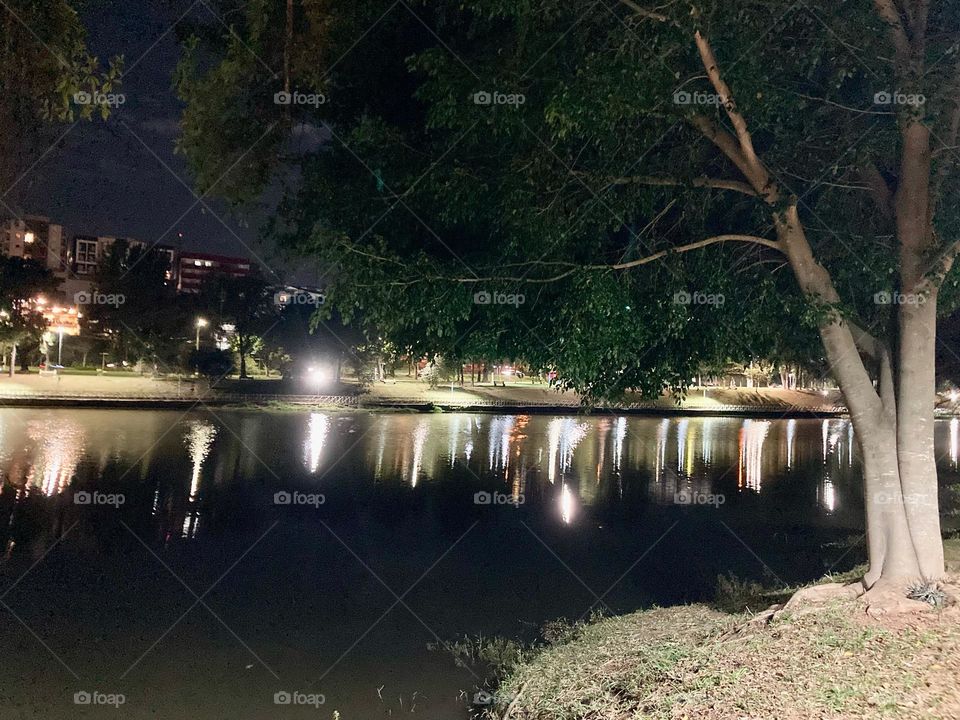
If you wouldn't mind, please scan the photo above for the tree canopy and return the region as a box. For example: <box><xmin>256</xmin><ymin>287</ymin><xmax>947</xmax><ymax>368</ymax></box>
<box><xmin>0</xmin><ymin>0</ymin><xmax>122</xmax><ymax>194</ymax></box>
<box><xmin>176</xmin><ymin>0</ymin><xmax>960</xmax><ymax>397</ymax></box>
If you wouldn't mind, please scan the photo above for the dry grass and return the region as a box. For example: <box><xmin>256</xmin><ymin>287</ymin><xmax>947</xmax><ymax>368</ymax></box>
<box><xmin>495</xmin><ymin>540</ymin><xmax>960</xmax><ymax>720</ymax></box>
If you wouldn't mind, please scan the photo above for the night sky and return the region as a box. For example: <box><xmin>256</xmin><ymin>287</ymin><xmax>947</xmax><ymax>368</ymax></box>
<box><xmin>11</xmin><ymin>0</ymin><xmax>313</xmax><ymax>285</ymax></box>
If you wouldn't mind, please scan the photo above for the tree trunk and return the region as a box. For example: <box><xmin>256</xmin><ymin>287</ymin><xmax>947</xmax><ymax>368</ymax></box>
<box><xmin>239</xmin><ymin>332</ymin><xmax>248</xmax><ymax>378</ymax></box>
<box><xmin>776</xmin><ymin>209</ymin><xmax>932</xmax><ymax>585</ymax></box>
<box><xmin>894</xmin><ymin>296</ymin><xmax>943</xmax><ymax>579</ymax></box>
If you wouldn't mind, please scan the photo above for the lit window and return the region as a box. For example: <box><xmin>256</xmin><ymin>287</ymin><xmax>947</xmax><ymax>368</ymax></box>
<box><xmin>204</xmin><ymin>261</ymin><xmax>212</xmax><ymax>267</ymax></box>
<box><xmin>194</xmin><ymin>260</ymin><xmax>202</xmax><ymax>266</ymax></box>
<box><xmin>24</xmin><ymin>232</ymin><xmax>35</xmax><ymax>244</ymax></box>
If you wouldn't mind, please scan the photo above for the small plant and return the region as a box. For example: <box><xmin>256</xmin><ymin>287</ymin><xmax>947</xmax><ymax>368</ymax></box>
<box><xmin>906</xmin><ymin>581</ymin><xmax>946</xmax><ymax>608</ymax></box>
<box><xmin>714</xmin><ymin>572</ymin><xmax>772</xmax><ymax>613</ymax></box>
<box><xmin>429</xmin><ymin>634</ymin><xmax>526</xmax><ymax>677</ymax></box>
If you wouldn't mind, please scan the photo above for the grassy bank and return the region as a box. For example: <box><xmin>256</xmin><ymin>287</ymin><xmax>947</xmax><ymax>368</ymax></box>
<box><xmin>489</xmin><ymin>540</ymin><xmax>960</xmax><ymax>720</ymax></box>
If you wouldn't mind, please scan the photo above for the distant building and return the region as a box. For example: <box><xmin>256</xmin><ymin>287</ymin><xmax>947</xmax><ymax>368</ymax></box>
<box><xmin>68</xmin><ymin>234</ymin><xmax>145</xmax><ymax>276</ymax></box>
<box><xmin>176</xmin><ymin>251</ymin><xmax>253</xmax><ymax>293</ymax></box>
<box><xmin>68</xmin><ymin>235</ymin><xmax>177</xmax><ymax>284</ymax></box>
<box><xmin>1</xmin><ymin>216</ymin><xmax>68</xmax><ymax>274</ymax></box>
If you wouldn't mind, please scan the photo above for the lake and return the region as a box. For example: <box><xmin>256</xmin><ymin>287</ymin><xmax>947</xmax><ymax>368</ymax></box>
<box><xmin>1</xmin><ymin>409</ymin><xmax>958</xmax><ymax>718</ymax></box>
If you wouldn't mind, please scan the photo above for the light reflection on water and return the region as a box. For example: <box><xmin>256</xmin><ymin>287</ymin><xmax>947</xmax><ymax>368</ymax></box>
<box><xmin>0</xmin><ymin>410</ymin><xmax>875</xmax><ymax>520</ymax></box>
<box><xmin>1</xmin><ymin>408</ymin><xmax>958</xmax><ymax>720</ymax></box>
<box><xmin>6</xmin><ymin>407</ymin><xmax>957</xmax><ymax>548</ymax></box>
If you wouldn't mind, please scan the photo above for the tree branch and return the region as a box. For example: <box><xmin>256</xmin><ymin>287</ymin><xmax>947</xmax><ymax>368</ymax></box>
<box><xmin>848</xmin><ymin>319</ymin><xmax>885</xmax><ymax>361</ymax></box>
<box><xmin>600</xmin><ymin>173</ymin><xmax>758</xmax><ymax>196</ymax></box>
<box><xmin>616</xmin><ymin>0</ymin><xmax>676</xmax><ymax>25</ymax></box>
<box><xmin>694</xmin><ymin>32</ymin><xmax>768</xmax><ymax>183</ymax></box>
<box><xmin>345</xmin><ymin>235</ymin><xmax>782</xmax><ymax>285</ymax></box>
<box><xmin>688</xmin><ymin>115</ymin><xmax>769</xmax><ymax>194</ymax></box>
<box><xmin>861</xmin><ymin>163</ymin><xmax>895</xmax><ymax>219</ymax></box>
<box><xmin>914</xmin><ymin>238</ymin><xmax>960</xmax><ymax>293</ymax></box>
<box><xmin>603</xmin><ymin>234</ymin><xmax>782</xmax><ymax>270</ymax></box>
<box><xmin>873</xmin><ymin>0</ymin><xmax>912</xmax><ymax>60</ymax></box>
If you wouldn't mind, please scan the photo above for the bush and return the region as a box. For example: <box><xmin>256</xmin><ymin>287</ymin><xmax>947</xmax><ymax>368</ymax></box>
<box><xmin>188</xmin><ymin>348</ymin><xmax>234</xmax><ymax>379</ymax></box>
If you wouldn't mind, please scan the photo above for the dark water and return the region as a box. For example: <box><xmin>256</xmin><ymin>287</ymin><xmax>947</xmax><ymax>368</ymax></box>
<box><xmin>0</xmin><ymin>409</ymin><xmax>957</xmax><ymax>718</ymax></box>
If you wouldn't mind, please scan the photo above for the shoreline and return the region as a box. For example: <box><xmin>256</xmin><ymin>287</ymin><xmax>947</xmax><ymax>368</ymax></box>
<box><xmin>0</xmin><ymin>394</ymin><xmax>851</xmax><ymax>417</ymax></box>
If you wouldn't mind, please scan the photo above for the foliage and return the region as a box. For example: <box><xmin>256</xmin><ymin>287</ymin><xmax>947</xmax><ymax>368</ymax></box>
<box><xmin>188</xmin><ymin>347</ymin><xmax>234</xmax><ymax>379</ymax></box>
<box><xmin>0</xmin><ymin>0</ymin><xmax>123</xmax><ymax>190</ymax></box>
<box><xmin>196</xmin><ymin>273</ymin><xmax>273</xmax><ymax>378</ymax></box>
<box><xmin>86</xmin><ymin>239</ymin><xmax>184</xmax><ymax>367</ymax></box>
<box><xmin>171</xmin><ymin>0</ymin><xmax>960</xmax><ymax>398</ymax></box>
<box><xmin>0</xmin><ymin>257</ymin><xmax>60</xmax><ymax>367</ymax></box>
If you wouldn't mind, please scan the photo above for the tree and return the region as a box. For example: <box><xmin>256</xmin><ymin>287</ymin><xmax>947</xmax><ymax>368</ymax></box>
<box><xmin>86</xmin><ymin>239</ymin><xmax>185</xmax><ymax>368</ymax></box>
<box><xmin>0</xmin><ymin>257</ymin><xmax>60</xmax><ymax>373</ymax></box>
<box><xmin>188</xmin><ymin>347</ymin><xmax>235</xmax><ymax>379</ymax></box>
<box><xmin>198</xmin><ymin>273</ymin><xmax>272</xmax><ymax>379</ymax></box>
<box><xmin>177</xmin><ymin>1</ymin><xmax>960</xmax><ymax>596</ymax></box>
<box><xmin>1</xmin><ymin>0</ymin><xmax>122</xmax><ymax>192</ymax></box>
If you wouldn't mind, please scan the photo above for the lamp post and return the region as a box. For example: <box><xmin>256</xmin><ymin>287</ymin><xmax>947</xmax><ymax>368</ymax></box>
<box><xmin>308</xmin><ymin>366</ymin><xmax>326</xmax><ymax>398</ymax></box>
<box><xmin>195</xmin><ymin>317</ymin><xmax>208</xmax><ymax>351</ymax></box>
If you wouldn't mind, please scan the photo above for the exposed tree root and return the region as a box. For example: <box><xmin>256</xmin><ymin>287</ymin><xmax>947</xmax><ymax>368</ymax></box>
<box><xmin>861</xmin><ymin>578</ymin><xmax>960</xmax><ymax>619</ymax></box>
<box><xmin>785</xmin><ymin>582</ymin><xmax>864</xmax><ymax>608</ymax></box>
<box><xmin>718</xmin><ymin>578</ymin><xmax>960</xmax><ymax>642</ymax></box>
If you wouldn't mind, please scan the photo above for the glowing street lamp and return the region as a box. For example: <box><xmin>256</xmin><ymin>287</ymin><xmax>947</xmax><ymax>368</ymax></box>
<box><xmin>307</xmin><ymin>365</ymin><xmax>329</xmax><ymax>397</ymax></box>
<box><xmin>195</xmin><ymin>317</ymin><xmax>208</xmax><ymax>351</ymax></box>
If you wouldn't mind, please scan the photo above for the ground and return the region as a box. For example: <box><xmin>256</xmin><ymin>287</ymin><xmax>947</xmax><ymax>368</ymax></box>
<box><xmin>489</xmin><ymin>541</ymin><xmax>960</xmax><ymax>720</ymax></box>
<box><xmin>0</xmin><ymin>371</ymin><xmax>847</xmax><ymax>411</ymax></box>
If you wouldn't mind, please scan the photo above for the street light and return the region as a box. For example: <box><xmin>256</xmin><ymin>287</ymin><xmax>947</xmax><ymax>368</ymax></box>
<box><xmin>307</xmin><ymin>365</ymin><xmax>328</xmax><ymax>397</ymax></box>
<box><xmin>195</xmin><ymin>317</ymin><xmax>208</xmax><ymax>351</ymax></box>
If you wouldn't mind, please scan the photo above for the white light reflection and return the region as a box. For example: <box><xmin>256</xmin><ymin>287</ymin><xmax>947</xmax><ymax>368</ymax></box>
<box><xmin>786</xmin><ymin>418</ymin><xmax>796</xmax><ymax>470</ymax></box>
<box><xmin>183</xmin><ymin>420</ymin><xmax>217</xmax><ymax>539</ymax></box>
<box><xmin>821</xmin><ymin>419</ymin><xmax>829</xmax><ymax>462</ymax></box>
<box><xmin>676</xmin><ymin>419</ymin><xmax>689</xmax><ymax>472</ymax></box>
<box><xmin>738</xmin><ymin>420</ymin><xmax>770</xmax><ymax>492</ymax></box>
<box><xmin>560</xmin><ymin>483</ymin><xmax>575</xmax><ymax>524</ymax></box>
<box><xmin>654</xmin><ymin>418</ymin><xmax>669</xmax><ymax>481</ymax></box>
<box><xmin>185</xmin><ymin>421</ymin><xmax>217</xmax><ymax>502</ymax></box>
<box><xmin>448</xmin><ymin>416</ymin><xmax>462</xmax><ymax>467</ymax></box>
<box><xmin>822</xmin><ymin>477</ymin><xmax>836</xmax><ymax>512</ymax></box>
<box><xmin>613</xmin><ymin>417</ymin><xmax>627</xmax><ymax>472</ymax></box>
<box><xmin>546</xmin><ymin>419</ymin><xmax>589</xmax><ymax>483</ymax></box>
<box><xmin>847</xmin><ymin>422</ymin><xmax>854</xmax><ymax>467</ymax></box>
<box><xmin>26</xmin><ymin>420</ymin><xmax>84</xmax><ymax>496</ymax></box>
<box><xmin>488</xmin><ymin>416</ymin><xmax>515</xmax><ymax>473</ymax></box>
<box><xmin>303</xmin><ymin>413</ymin><xmax>331</xmax><ymax>473</ymax></box>
<box><xmin>409</xmin><ymin>418</ymin><xmax>430</xmax><ymax>486</ymax></box>
<box><xmin>951</xmin><ymin>418</ymin><xmax>959</xmax><ymax>468</ymax></box>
